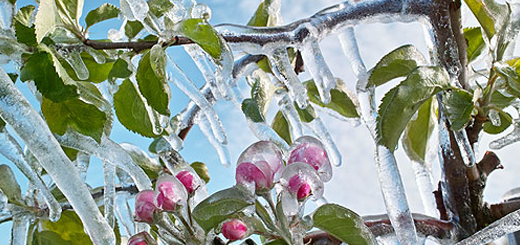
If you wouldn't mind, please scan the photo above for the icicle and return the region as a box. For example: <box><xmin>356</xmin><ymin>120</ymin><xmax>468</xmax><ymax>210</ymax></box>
<box><xmin>167</xmin><ymin>55</ymin><xmax>227</xmax><ymax>144</ymax></box>
<box><xmin>0</xmin><ymin>0</ymin><xmax>14</xmax><ymax>30</ymax></box>
<box><xmin>104</xmin><ymin>162</ymin><xmax>116</xmax><ymax>228</ymax></box>
<box><xmin>305</xmin><ymin>117</ymin><xmax>342</xmax><ymax>166</ymax></box>
<box><xmin>184</xmin><ymin>45</ymin><xmax>222</xmax><ymax>100</ymax></box>
<box><xmin>452</xmin><ymin>127</ymin><xmax>476</xmax><ymax>167</ymax></box>
<box><xmin>455</xmin><ymin>208</ymin><xmax>520</xmax><ymax>245</ymax></box>
<box><xmin>10</xmin><ymin>214</ymin><xmax>31</xmax><ymax>245</ymax></box>
<box><xmin>411</xmin><ymin>160</ymin><xmax>438</xmax><ymax>217</ymax></box>
<box><xmin>275</xmin><ymin>89</ymin><xmax>304</xmax><ymax>139</ymax></box>
<box><xmin>300</xmin><ymin>39</ymin><xmax>336</xmax><ymax>104</ymax></box>
<box><xmin>489</xmin><ymin>120</ymin><xmax>520</xmax><ymax>150</ymax></box>
<box><xmin>489</xmin><ymin>109</ymin><xmax>501</xmax><ymax>126</ymax></box>
<box><xmin>338</xmin><ymin>28</ymin><xmax>369</xmax><ymax>90</ymax></box>
<box><xmin>0</xmin><ymin>129</ymin><xmax>62</xmax><ymax>222</ymax></box>
<box><xmin>55</xmin><ymin>130</ymin><xmax>152</xmax><ymax>191</ymax></box>
<box><xmin>74</xmin><ymin>152</ymin><xmax>90</xmax><ymax>182</ymax></box>
<box><xmin>268</xmin><ymin>48</ymin><xmax>308</xmax><ymax>109</ymax></box>
<box><xmin>119</xmin><ymin>0</ymin><xmax>149</xmax><ymax>22</ymax></box>
<box><xmin>0</xmin><ymin>67</ymin><xmax>116</xmax><ymax>245</ymax></box>
<box><xmin>86</xmin><ymin>48</ymin><xmax>106</xmax><ymax>64</ymax></box>
<box><xmin>195</xmin><ymin>113</ymin><xmax>231</xmax><ymax>167</ymax></box>
<box><xmin>116</xmin><ymin>193</ymin><xmax>135</xmax><ymax>235</ymax></box>
<box><xmin>61</xmin><ymin>51</ymin><xmax>89</xmax><ymax>81</ymax></box>
<box><xmin>0</xmin><ymin>190</ymin><xmax>6</xmax><ymax>212</ymax></box>
<box><xmin>212</xmin><ymin>35</ymin><xmax>234</xmax><ymax>100</ymax></box>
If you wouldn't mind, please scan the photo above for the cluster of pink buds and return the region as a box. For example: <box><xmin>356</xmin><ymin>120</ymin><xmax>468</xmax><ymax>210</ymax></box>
<box><xmin>222</xmin><ymin>219</ymin><xmax>248</xmax><ymax>241</ymax></box>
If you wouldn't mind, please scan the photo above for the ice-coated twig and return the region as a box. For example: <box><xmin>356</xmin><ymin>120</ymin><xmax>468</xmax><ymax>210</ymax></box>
<box><xmin>54</xmin><ymin>131</ymin><xmax>152</xmax><ymax>191</ymax></box>
<box><xmin>103</xmin><ymin>162</ymin><xmax>116</xmax><ymax>227</ymax></box>
<box><xmin>195</xmin><ymin>113</ymin><xmax>231</xmax><ymax>167</ymax></box>
<box><xmin>10</xmin><ymin>214</ymin><xmax>31</xmax><ymax>245</ymax></box>
<box><xmin>412</xmin><ymin>160</ymin><xmax>438</xmax><ymax>217</ymax></box>
<box><xmin>305</xmin><ymin>117</ymin><xmax>342</xmax><ymax>166</ymax></box>
<box><xmin>340</xmin><ymin>26</ymin><xmax>418</xmax><ymax>244</ymax></box>
<box><xmin>167</xmin><ymin>54</ymin><xmax>227</xmax><ymax>144</ymax></box>
<box><xmin>268</xmin><ymin>48</ymin><xmax>308</xmax><ymax>109</ymax></box>
<box><xmin>0</xmin><ymin>129</ymin><xmax>61</xmax><ymax>222</ymax></box>
<box><xmin>0</xmin><ymin>67</ymin><xmax>115</xmax><ymax>245</ymax></box>
<box><xmin>455</xmin><ymin>208</ymin><xmax>520</xmax><ymax>245</ymax></box>
<box><xmin>300</xmin><ymin>39</ymin><xmax>336</xmax><ymax>104</ymax></box>
<box><xmin>275</xmin><ymin>89</ymin><xmax>304</xmax><ymax>139</ymax></box>
<box><xmin>452</xmin><ymin>129</ymin><xmax>476</xmax><ymax>167</ymax></box>
<box><xmin>489</xmin><ymin>120</ymin><xmax>520</xmax><ymax>149</ymax></box>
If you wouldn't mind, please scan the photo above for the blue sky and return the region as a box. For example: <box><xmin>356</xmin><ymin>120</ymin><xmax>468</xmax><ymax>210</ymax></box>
<box><xmin>1</xmin><ymin>0</ymin><xmax>520</xmax><ymax>243</ymax></box>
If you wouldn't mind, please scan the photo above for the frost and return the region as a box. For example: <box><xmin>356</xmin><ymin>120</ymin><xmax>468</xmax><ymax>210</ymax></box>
<box><xmin>300</xmin><ymin>39</ymin><xmax>336</xmax><ymax>104</ymax></box>
<box><xmin>275</xmin><ymin>89</ymin><xmax>304</xmax><ymax>139</ymax></box>
<box><xmin>490</xmin><ymin>120</ymin><xmax>520</xmax><ymax>150</ymax></box>
<box><xmin>120</xmin><ymin>0</ymin><xmax>149</xmax><ymax>22</ymax></box>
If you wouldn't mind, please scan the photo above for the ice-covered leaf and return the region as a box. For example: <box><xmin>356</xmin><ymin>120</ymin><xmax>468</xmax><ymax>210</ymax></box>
<box><xmin>464</xmin><ymin>27</ymin><xmax>486</xmax><ymax>63</ymax></box>
<box><xmin>192</xmin><ymin>186</ymin><xmax>253</xmax><ymax>232</ymax></box>
<box><xmin>249</xmin><ymin>71</ymin><xmax>276</xmax><ymax>117</ymax></box>
<box><xmin>294</xmin><ymin>102</ymin><xmax>317</xmax><ymax>123</ymax></box>
<box><xmin>443</xmin><ymin>88</ymin><xmax>475</xmax><ymax>131</ymax></box>
<box><xmin>305</xmin><ymin>79</ymin><xmax>359</xmax><ymax>118</ymax></box>
<box><xmin>176</xmin><ymin>18</ymin><xmax>221</xmax><ymax>61</ymax></box>
<box><xmin>147</xmin><ymin>0</ymin><xmax>173</xmax><ymax>17</ymax></box>
<box><xmin>191</xmin><ymin>162</ymin><xmax>210</xmax><ymax>184</ymax></box>
<box><xmin>490</xmin><ymin>90</ymin><xmax>515</xmax><ymax>108</ymax></box>
<box><xmin>0</xmin><ymin>164</ymin><xmax>23</xmax><ymax>205</ymax></box>
<box><xmin>120</xmin><ymin>0</ymin><xmax>148</xmax><ymax>22</ymax></box>
<box><xmin>55</xmin><ymin>0</ymin><xmax>84</xmax><ymax>23</ymax></box>
<box><xmin>484</xmin><ymin>109</ymin><xmax>512</xmax><ymax>134</ymax></box>
<box><xmin>14</xmin><ymin>5</ymin><xmax>35</xmax><ymax>26</ymax></box>
<box><xmin>264</xmin><ymin>239</ymin><xmax>288</xmax><ymax>245</ymax></box>
<box><xmin>61</xmin><ymin>52</ymin><xmax>114</xmax><ymax>83</ymax></box>
<box><xmin>85</xmin><ymin>3</ymin><xmax>121</xmax><ymax>28</ymax></box>
<box><xmin>272</xmin><ymin>111</ymin><xmax>292</xmax><ymax>145</ymax></box>
<box><xmin>368</xmin><ymin>45</ymin><xmax>427</xmax><ymax>87</ymax></box>
<box><xmin>20</xmin><ymin>52</ymin><xmax>78</xmax><ymax>102</ymax></box>
<box><xmin>377</xmin><ymin>66</ymin><xmax>450</xmax><ymax>151</ymax></box>
<box><xmin>113</xmin><ymin>79</ymin><xmax>161</xmax><ymax>138</ymax></box>
<box><xmin>255</xmin><ymin>200</ymin><xmax>277</xmax><ymax>231</ymax></box>
<box><xmin>38</xmin><ymin>210</ymin><xmax>93</xmax><ymax>245</ymax></box>
<box><xmin>464</xmin><ymin>0</ymin><xmax>507</xmax><ymax>39</ymax></box>
<box><xmin>124</xmin><ymin>20</ymin><xmax>143</xmax><ymax>39</ymax></box>
<box><xmin>247</xmin><ymin>0</ymin><xmax>280</xmax><ymax>27</ymax></box>
<box><xmin>242</xmin><ymin>98</ymin><xmax>265</xmax><ymax>123</ymax></box>
<box><xmin>495</xmin><ymin>64</ymin><xmax>520</xmax><ymax>98</ymax></box>
<box><xmin>136</xmin><ymin>49</ymin><xmax>170</xmax><ymax>115</ymax></box>
<box><xmin>35</xmin><ymin>0</ymin><xmax>60</xmax><ymax>42</ymax></box>
<box><xmin>121</xmin><ymin>143</ymin><xmax>161</xmax><ymax>180</ymax></box>
<box><xmin>109</xmin><ymin>58</ymin><xmax>132</xmax><ymax>80</ymax></box>
<box><xmin>32</xmin><ymin>231</ymin><xmax>74</xmax><ymax>245</ymax></box>
<box><xmin>402</xmin><ymin>98</ymin><xmax>435</xmax><ymax>162</ymax></box>
<box><xmin>313</xmin><ymin>204</ymin><xmax>376</xmax><ymax>245</ymax></box>
<box><xmin>41</xmin><ymin>97</ymin><xmax>106</xmax><ymax>143</ymax></box>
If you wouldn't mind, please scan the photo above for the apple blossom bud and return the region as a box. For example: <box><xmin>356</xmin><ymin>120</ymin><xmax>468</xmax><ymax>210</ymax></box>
<box><xmin>288</xmin><ymin>174</ymin><xmax>312</xmax><ymax>201</ymax></box>
<box><xmin>288</xmin><ymin>136</ymin><xmax>332</xmax><ymax>182</ymax></box>
<box><xmin>176</xmin><ymin>170</ymin><xmax>197</xmax><ymax>194</ymax></box>
<box><xmin>134</xmin><ymin>190</ymin><xmax>157</xmax><ymax>223</ymax></box>
<box><xmin>155</xmin><ymin>175</ymin><xmax>188</xmax><ymax>212</ymax></box>
<box><xmin>128</xmin><ymin>231</ymin><xmax>156</xmax><ymax>245</ymax></box>
<box><xmin>222</xmin><ymin>219</ymin><xmax>248</xmax><ymax>241</ymax></box>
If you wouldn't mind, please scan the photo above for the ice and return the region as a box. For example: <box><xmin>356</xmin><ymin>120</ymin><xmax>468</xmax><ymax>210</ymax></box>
<box><xmin>10</xmin><ymin>215</ymin><xmax>31</xmax><ymax>245</ymax></box>
<box><xmin>300</xmin><ymin>39</ymin><xmax>336</xmax><ymax>104</ymax></box>
<box><xmin>74</xmin><ymin>152</ymin><xmax>90</xmax><ymax>182</ymax></box>
<box><xmin>275</xmin><ymin>89</ymin><xmax>304</xmax><ymax>139</ymax></box>
<box><xmin>120</xmin><ymin>0</ymin><xmax>149</xmax><ymax>22</ymax></box>
<box><xmin>195</xmin><ymin>113</ymin><xmax>231</xmax><ymax>167</ymax></box>
<box><xmin>455</xmin><ymin>208</ymin><xmax>520</xmax><ymax>245</ymax></box>
<box><xmin>0</xmin><ymin>129</ymin><xmax>62</xmax><ymax>222</ymax></box>
<box><xmin>268</xmin><ymin>48</ymin><xmax>308</xmax><ymax>109</ymax></box>
<box><xmin>305</xmin><ymin>118</ymin><xmax>342</xmax><ymax>167</ymax></box>
<box><xmin>61</xmin><ymin>51</ymin><xmax>89</xmax><ymax>81</ymax></box>
<box><xmin>411</xmin><ymin>160</ymin><xmax>438</xmax><ymax>217</ymax></box>
<box><xmin>115</xmin><ymin>193</ymin><xmax>135</xmax><ymax>235</ymax></box>
<box><xmin>86</xmin><ymin>48</ymin><xmax>107</xmax><ymax>65</ymax></box>
<box><xmin>237</xmin><ymin>140</ymin><xmax>283</xmax><ymax>182</ymax></box>
<box><xmin>489</xmin><ymin>109</ymin><xmax>501</xmax><ymax>126</ymax></box>
<box><xmin>0</xmin><ymin>190</ymin><xmax>5</xmax><ymax>211</ymax></box>
<box><xmin>375</xmin><ymin>146</ymin><xmax>419</xmax><ymax>244</ymax></box>
<box><xmin>338</xmin><ymin>28</ymin><xmax>369</xmax><ymax>90</ymax></box>
<box><xmin>0</xmin><ymin>67</ymin><xmax>115</xmax><ymax>245</ymax></box>
<box><xmin>167</xmin><ymin>55</ymin><xmax>227</xmax><ymax>144</ymax></box>
<box><xmin>184</xmin><ymin>45</ymin><xmax>222</xmax><ymax>100</ymax></box>
<box><xmin>0</xmin><ymin>0</ymin><xmax>14</xmax><ymax>30</ymax></box>
<box><xmin>55</xmin><ymin>130</ymin><xmax>152</xmax><ymax>191</ymax></box>
<box><xmin>104</xmin><ymin>162</ymin><xmax>116</xmax><ymax>227</ymax></box>
<box><xmin>452</xmin><ymin>129</ymin><xmax>476</xmax><ymax>167</ymax></box>
<box><xmin>107</xmin><ymin>29</ymin><xmax>124</xmax><ymax>42</ymax></box>
<box><xmin>490</xmin><ymin>120</ymin><xmax>520</xmax><ymax>150</ymax></box>
<box><xmin>279</xmin><ymin>162</ymin><xmax>323</xmax><ymax>216</ymax></box>
<box><xmin>191</xmin><ymin>4</ymin><xmax>211</xmax><ymax>21</ymax></box>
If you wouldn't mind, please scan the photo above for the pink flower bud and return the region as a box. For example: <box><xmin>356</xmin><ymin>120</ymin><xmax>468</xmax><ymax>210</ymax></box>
<box><xmin>236</xmin><ymin>162</ymin><xmax>270</xmax><ymax>191</ymax></box>
<box><xmin>155</xmin><ymin>175</ymin><xmax>188</xmax><ymax>212</ymax></box>
<box><xmin>222</xmin><ymin>219</ymin><xmax>248</xmax><ymax>241</ymax></box>
<box><xmin>288</xmin><ymin>174</ymin><xmax>312</xmax><ymax>201</ymax></box>
<box><xmin>134</xmin><ymin>190</ymin><xmax>157</xmax><ymax>223</ymax></box>
<box><xmin>128</xmin><ymin>232</ymin><xmax>156</xmax><ymax>245</ymax></box>
<box><xmin>288</xmin><ymin>136</ymin><xmax>332</xmax><ymax>182</ymax></box>
<box><xmin>176</xmin><ymin>170</ymin><xmax>197</xmax><ymax>194</ymax></box>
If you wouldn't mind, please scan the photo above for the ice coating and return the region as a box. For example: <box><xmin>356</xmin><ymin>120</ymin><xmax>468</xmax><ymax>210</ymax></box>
<box><xmin>184</xmin><ymin>45</ymin><xmax>222</xmax><ymax>100</ymax></box>
<box><xmin>222</xmin><ymin>219</ymin><xmax>248</xmax><ymax>241</ymax></box>
<box><xmin>280</xmin><ymin>162</ymin><xmax>323</xmax><ymax>216</ymax></box>
<box><xmin>104</xmin><ymin>162</ymin><xmax>116</xmax><ymax>227</ymax></box>
<box><xmin>195</xmin><ymin>113</ymin><xmax>231</xmax><ymax>166</ymax></box>
<box><xmin>305</xmin><ymin>118</ymin><xmax>342</xmax><ymax>167</ymax></box>
<box><xmin>55</xmin><ymin>130</ymin><xmax>152</xmax><ymax>190</ymax></box>
<box><xmin>155</xmin><ymin>175</ymin><xmax>188</xmax><ymax>212</ymax></box>
<box><xmin>0</xmin><ymin>67</ymin><xmax>115</xmax><ymax>244</ymax></box>
<box><xmin>455</xmin><ymin>208</ymin><xmax>520</xmax><ymax>245</ymax></box>
<box><xmin>10</xmin><ymin>214</ymin><xmax>31</xmax><ymax>245</ymax></box>
<box><xmin>74</xmin><ymin>152</ymin><xmax>90</xmax><ymax>182</ymax></box>
<box><xmin>0</xmin><ymin>0</ymin><xmax>14</xmax><ymax>30</ymax></box>
<box><xmin>268</xmin><ymin>48</ymin><xmax>308</xmax><ymax>109</ymax></box>
<box><xmin>134</xmin><ymin>190</ymin><xmax>157</xmax><ymax>223</ymax></box>
<box><xmin>0</xmin><ymin>190</ymin><xmax>6</xmax><ymax>211</ymax></box>
<box><xmin>411</xmin><ymin>160</ymin><xmax>438</xmax><ymax>217</ymax></box>
<box><xmin>175</xmin><ymin>170</ymin><xmax>198</xmax><ymax>194</ymax></box>
<box><xmin>60</xmin><ymin>51</ymin><xmax>89</xmax><ymax>81</ymax></box>
<box><xmin>191</xmin><ymin>4</ymin><xmax>211</xmax><ymax>21</ymax></box>
<box><xmin>0</xmin><ymin>129</ymin><xmax>61</xmax><ymax>222</ymax></box>
<box><xmin>275</xmin><ymin>89</ymin><xmax>304</xmax><ymax>139</ymax></box>
<box><xmin>237</xmin><ymin>141</ymin><xmax>283</xmax><ymax>181</ymax></box>
<box><xmin>489</xmin><ymin>109</ymin><xmax>501</xmax><ymax>126</ymax></box>
<box><xmin>287</xmin><ymin>136</ymin><xmax>332</xmax><ymax>182</ymax></box>
<box><xmin>338</xmin><ymin>28</ymin><xmax>369</xmax><ymax>90</ymax></box>
<box><xmin>115</xmin><ymin>193</ymin><xmax>135</xmax><ymax>235</ymax></box>
<box><xmin>120</xmin><ymin>0</ymin><xmax>149</xmax><ymax>22</ymax></box>
<box><xmin>452</xmin><ymin>129</ymin><xmax>476</xmax><ymax>167</ymax></box>
<box><xmin>300</xmin><ymin>39</ymin><xmax>336</xmax><ymax>104</ymax></box>
<box><xmin>236</xmin><ymin>161</ymin><xmax>271</xmax><ymax>193</ymax></box>
<box><xmin>490</xmin><ymin>120</ymin><xmax>520</xmax><ymax>150</ymax></box>
<box><xmin>167</xmin><ymin>55</ymin><xmax>227</xmax><ymax>144</ymax></box>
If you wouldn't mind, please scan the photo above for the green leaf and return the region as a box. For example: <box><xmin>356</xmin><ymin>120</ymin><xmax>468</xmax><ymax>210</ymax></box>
<box><xmin>148</xmin><ymin>0</ymin><xmax>174</xmax><ymax>17</ymax></box>
<box><xmin>114</xmin><ymin>79</ymin><xmax>161</xmax><ymax>138</ymax></box>
<box><xmin>121</xmin><ymin>143</ymin><xmax>162</xmax><ymax>180</ymax></box>
<box><xmin>0</xmin><ymin>165</ymin><xmax>24</xmax><ymax>205</ymax></box>
<box><xmin>109</xmin><ymin>58</ymin><xmax>132</xmax><ymax>80</ymax></box>
<box><xmin>294</xmin><ymin>102</ymin><xmax>317</xmax><ymax>123</ymax></box>
<box><xmin>149</xmin><ymin>44</ymin><xmax>167</xmax><ymax>79</ymax></box>
<box><xmin>495</xmin><ymin>64</ymin><xmax>520</xmax><ymax>98</ymax></box>
<box><xmin>41</xmin><ymin>97</ymin><xmax>106</xmax><ymax>143</ymax></box>
<box><xmin>136</xmin><ymin>50</ymin><xmax>171</xmax><ymax>115</ymax></box>
<box><xmin>14</xmin><ymin>5</ymin><xmax>36</xmax><ymax>26</ymax></box>
<box><xmin>242</xmin><ymin>98</ymin><xmax>265</xmax><ymax>123</ymax></box>
<box><xmin>464</xmin><ymin>0</ymin><xmax>507</xmax><ymax>39</ymax></box>
<box><xmin>402</xmin><ymin>98</ymin><xmax>435</xmax><ymax>162</ymax></box>
<box><xmin>490</xmin><ymin>90</ymin><xmax>515</xmax><ymax>108</ymax></box>
<box><xmin>0</xmin><ymin>118</ymin><xmax>5</xmax><ymax>131</ymax></box>
<box><xmin>271</xmin><ymin>111</ymin><xmax>292</xmax><ymax>145</ymax></box>
<box><xmin>176</xmin><ymin>18</ymin><xmax>221</xmax><ymax>60</ymax></box>
<box><xmin>376</xmin><ymin>66</ymin><xmax>451</xmax><ymax>151</ymax></box>
<box><xmin>249</xmin><ymin>71</ymin><xmax>276</xmax><ymax>117</ymax></box>
<box><xmin>191</xmin><ymin>162</ymin><xmax>210</xmax><ymax>184</ymax></box>
<box><xmin>305</xmin><ymin>79</ymin><xmax>359</xmax><ymax>118</ymax></box>
<box><xmin>484</xmin><ymin>109</ymin><xmax>512</xmax><ymax>134</ymax></box>
<box><xmin>15</xmin><ymin>21</ymin><xmax>37</xmax><ymax>46</ymax></box>
<box><xmin>125</xmin><ymin>20</ymin><xmax>144</xmax><ymax>39</ymax></box>
<box><xmin>35</xmin><ymin>0</ymin><xmax>60</xmax><ymax>43</ymax></box>
<box><xmin>255</xmin><ymin>200</ymin><xmax>277</xmax><ymax>232</ymax></box>
<box><xmin>20</xmin><ymin>52</ymin><xmax>78</xmax><ymax>102</ymax></box>
<box><xmin>62</xmin><ymin>146</ymin><xmax>79</xmax><ymax>162</ymax></box>
<box><xmin>38</xmin><ymin>210</ymin><xmax>93</xmax><ymax>245</ymax></box>
<box><xmin>192</xmin><ymin>186</ymin><xmax>254</xmax><ymax>232</ymax></box>
<box><xmin>32</xmin><ymin>231</ymin><xmax>73</xmax><ymax>245</ymax></box>
<box><xmin>368</xmin><ymin>45</ymin><xmax>427</xmax><ymax>87</ymax></box>
<box><xmin>80</xmin><ymin>52</ymin><xmax>114</xmax><ymax>83</ymax></box>
<box><xmin>313</xmin><ymin>204</ymin><xmax>376</xmax><ymax>245</ymax></box>
<box><xmin>443</xmin><ymin>89</ymin><xmax>475</xmax><ymax>131</ymax></box>
<box><xmin>55</xmin><ymin>0</ymin><xmax>84</xmax><ymax>24</ymax></box>
<box><xmin>464</xmin><ymin>27</ymin><xmax>486</xmax><ymax>63</ymax></box>
<box><xmin>247</xmin><ymin>0</ymin><xmax>280</xmax><ymax>27</ymax></box>
<box><xmin>85</xmin><ymin>3</ymin><xmax>121</xmax><ymax>28</ymax></box>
